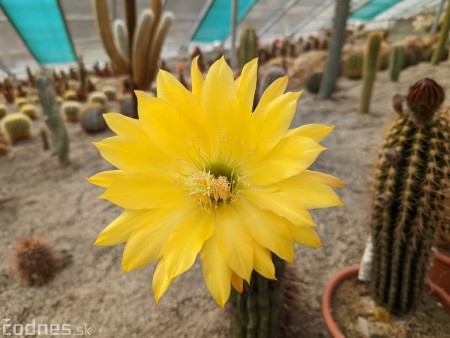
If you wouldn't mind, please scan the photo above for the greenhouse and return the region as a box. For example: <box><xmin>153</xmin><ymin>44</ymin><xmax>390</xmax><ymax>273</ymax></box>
<box><xmin>1</xmin><ymin>0</ymin><xmax>449</xmax><ymax>337</ymax></box>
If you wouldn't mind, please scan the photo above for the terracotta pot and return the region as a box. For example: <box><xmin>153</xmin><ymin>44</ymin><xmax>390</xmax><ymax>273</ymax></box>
<box><xmin>322</xmin><ymin>264</ymin><xmax>450</xmax><ymax>338</ymax></box>
<box><xmin>428</xmin><ymin>251</ymin><xmax>450</xmax><ymax>296</ymax></box>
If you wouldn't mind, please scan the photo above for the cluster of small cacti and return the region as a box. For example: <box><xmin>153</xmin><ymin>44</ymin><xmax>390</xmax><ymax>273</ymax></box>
<box><xmin>371</xmin><ymin>78</ymin><xmax>450</xmax><ymax>314</ymax></box>
<box><xmin>80</xmin><ymin>103</ymin><xmax>107</xmax><ymax>133</ymax></box>
<box><xmin>20</xmin><ymin>104</ymin><xmax>38</xmax><ymax>120</ymax></box>
<box><xmin>305</xmin><ymin>72</ymin><xmax>324</xmax><ymax>94</ymax></box>
<box><xmin>360</xmin><ymin>32</ymin><xmax>381</xmax><ymax>113</ymax></box>
<box><xmin>0</xmin><ymin>113</ymin><xmax>32</xmax><ymax>144</ymax></box>
<box><xmin>13</xmin><ymin>236</ymin><xmax>59</xmax><ymax>286</ymax></box>
<box><xmin>61</xmin><ymin>101</ymin><xmax>82</xmax><ymax>122</ymax></box>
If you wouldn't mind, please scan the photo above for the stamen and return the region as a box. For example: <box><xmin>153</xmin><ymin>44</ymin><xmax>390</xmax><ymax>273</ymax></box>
<box><xmin>185</xmin><ymin>171</ymin><xmax>232</xmax><ymax>206</ymax></box>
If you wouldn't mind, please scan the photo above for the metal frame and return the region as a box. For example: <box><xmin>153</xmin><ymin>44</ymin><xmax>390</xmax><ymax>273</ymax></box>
<box><xmin>289</xmin><ymin>0</ymin><xmax>334</xmax><ymax>36</ymax></box>
<box><xmin>257</xmin><ymin>0</ymin><xmax>301</xmax><ymax>37</ymax></box>
<box><xmin>181</xmin><ymin>0</ymin><xmax>214</xmax><ymax>50</ymax></box>
<box><xmin>57</xmin><ymin>0</ymin><xmax>78</xmax><ymax>62</ymax></box>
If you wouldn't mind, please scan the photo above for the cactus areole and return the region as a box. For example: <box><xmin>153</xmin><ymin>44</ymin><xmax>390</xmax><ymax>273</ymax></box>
<box><xmin>371</xmin><ymin>78</ymin><xmax>450</xmax><ymax>314</ymax></box>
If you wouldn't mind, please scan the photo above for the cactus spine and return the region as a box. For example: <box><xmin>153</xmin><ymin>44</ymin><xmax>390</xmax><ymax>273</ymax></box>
<box><xmin>1</xmin><ymin>113</ymin><xmax>32</xmax><ymax>144</ymax></box>
<box><xmin>388</xmin><ymin>45</ymin><xmax>405</xmax><ymax>82</ymax></box>
<box><xmin>239</xmin><ymin>28</ymin><xmax>258</xmax><ymax>68</ymax></box>
<box><xmin>371</xmin><ymin>78</ymin><xmax>450</xmax><ymax>314</ymax></box>
<box><xmin>359</xmin><ymin>33</ymin><xmax>381</xmax><ymax>113</ymax></box>
<box><xmin>431</xmin><ymin>0</ymin><xmax>450</xmax><ymax>65</ymax></box>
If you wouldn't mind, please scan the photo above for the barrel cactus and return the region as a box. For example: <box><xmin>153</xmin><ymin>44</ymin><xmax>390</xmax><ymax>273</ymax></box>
<box><xmin>1</xmin><ymin>113</ymin><xmax>32</xmax><ymax>144</ymax></box>
<box><xmin>371</xmin><ymin>78</ymin><xmax>450</xmax><ymax>314</ymax></box>
<box><xmin>102</xmin><ymin>85</ymin><xmax>117</xmax><ymax>101</ymax></box>
<box><xmin>14</xmin><ymin>97</ymin><xmax>28</xmax><ymax>110</ymax></box>
<box><xmin>61</xmin><ymin>101</ymin><xmax>82</xmax><ymax>122</ymax></box>
<box><xmin>63</xmin><ymin>89</ymin><xmax>77</xmax><ymax>101</ymax></box>
<box><xmin>80</xmin><ymin>104</ymin><xmax>107</xmax><ymax>133</ymax></box>
<box><xmin>88</xmin><ymin>91</ymin><xmax>108</xmax><ymax>107</ymax></box>
<box><xmin>305</xmin><ymin>72</ymin><xmax>324</xmax><ymax>95</ymax></box>
<box><xmin>343</xmin><ymin>53</ymin><xmax>363</xmax><ymax>80</ymax></box>
<box><xmin>20</xmin><ymin>104</ymin><xmax>38</xmax><ymax>119</ymax></box>
<box><xmin>0</xmin><ymin>103</ymin><xmax>7</xmax><ymax>119</ymax></box>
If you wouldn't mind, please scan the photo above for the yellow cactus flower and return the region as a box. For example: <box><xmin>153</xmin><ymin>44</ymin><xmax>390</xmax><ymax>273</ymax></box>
<box><xmin>88</xmin><ymin>57</ymin><xmax>344</xmax><ymax>307</ymax></box>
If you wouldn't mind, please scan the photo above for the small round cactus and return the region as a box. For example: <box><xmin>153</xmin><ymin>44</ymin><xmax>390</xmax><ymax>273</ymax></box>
<box><xmin>80</xmin><ymin>103</ymin><xmax>107</xmax><ymax>133</ymax></box>
<box><xmin>0</xmin><ymin>103</ymin><xmax>7</xmax><ymax>119</ymax></box>
<box><xmin>102</xmin><ymin>85</ymin><xmax>117</xmax><ymax>101</ymax></box>
<box><xmin>305</xmin><ymin>72</ymin><xmax>324</xmax><ymax>94</ymax></box>
<box><xmin>61</xmin><ymin>101</ymin><xmax>82</xmax><ymax>122</ymax></box>
<box><xmin>63</xmin><ymin>89</ymin><xmax>77</xmax><ymax>101</ymax></box>
<box><xmin>343</xmin><ymin>54</ymin><xmax>364</xmax><ymax>80</ymax></box>
<box><xmin>88</xmin><ymin>91</ymin><xmax>108</xmax><ymax>107</ymax></box>
<box><xmin>13</xmin><ymin>236</ymin><xmax>59</xmax><ymax>286</ymax></box>
<box><xmin>14</xmin><ymin>97</ymin><xmax>28</xmax><ymax>110</ymax></box>
<box><xmin>20</xmin><ymin>103</ymin><xmax>38</xmax><ymax>119</ymax></box>
<box><xmin>1</xmin><ymin>113</ymin><xmax>32</xmax><ymax>144</ymax></box>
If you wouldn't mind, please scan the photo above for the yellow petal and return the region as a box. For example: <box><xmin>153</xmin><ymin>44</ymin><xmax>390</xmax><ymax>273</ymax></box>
<box><xmin>100</xmin><ymin>174</ymin><xmax>182</xmax><ymax>210</ymax></box>
<box><xmin>87</xmin><ymin>170</ymin><xmax>126</xmax><ymax>188</ymax></box>
<box><xmin>231</xmin><ymin>272</ymin><xmax>243</xmax><ymax>293</ymax></box>
<box><xmin>253</xmin><ymin>242</ymin><xmax>276</xmax><ymax>279</ymax></box>
<box><xmin>241</xmin><ymin>189</ymin><xmax>315</xmax><ymax>226</ymax></box>
<box><xmin>236</xmin><ymin>58</ymin><xmax>258</xmax><ymax>110</ymax></box>
<box><xmin>286</xmin><ymin>124</ymin><xmax>334</xmax><ymax>143</ymax></box>
<box><xmin>191</xmin><ymin>56</ymin><xmax>204</xmax><ymax>99</ymax></box>
<box><xmin>272</xmin><ymin>171</ymin><xmax>344</xmax><ymax>209</ymax></box>
<box><xmin>256</xmin><ymin>76</ymin><xmax>288</xmax><ymax>108</ymax></box>
<box><xmin>94</xmin><ymin>209</ymin><xmax>147</xmax><ymax>246</ymax></box>
<box><xmin>200</xmin><ymin>234</ymin><xmax>232</xmax><ymax>308</ymax></box>
<box><xmin>235</xmin><ymin>197</ymin><xmax>294</xmax><ymax>262</ymax></box>
<box><xmin>103</xmin><ymin>112</ymin><xmax>146</xmax><ymax>139</ymax></box>
<box><xmin>153</xmin><ymin>258</ymin><xmax>175</xmax><ymax>304</ymax></box>
<box><xmin>163</xmin><ymin>209</ymin><xmax>214</xmax><ymax>279</ymax></box>
<box><xmin>247</xmin><ymin>135</ymin><xmax>325</xmax><ymax>186</ymax></box>
<box><xmin>215</xmin><ymin>205</ymin><xmax>253</xmax><ymax>282</ymax></box>
<box><xmin>122</xmin><ymin>200</ymin><xmax>196</xmax><ymax>271</ymax></box>
<box><xmin>288</xmin><ymin>224</ymin><xmax>322</xmax><ymax>248</ymax></box>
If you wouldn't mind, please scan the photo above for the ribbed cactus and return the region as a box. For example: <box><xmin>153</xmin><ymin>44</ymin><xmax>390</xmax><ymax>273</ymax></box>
<box><xmin>92</xmin><ymin>0</ymin><xmax>173</xmax><ymax>118</ymax></box>
<box><xmin>63</xmin><ymin>89</ymin><xmax>77</xmax><ymax>101</ymax></box>
<box><xmin>0</xmin><ymin>104</ymin><xmax>7</xmax><ymax>119</ymax></box>
<box><xmin>343</xmin><ymin>54</ymin><xmax>364</xmax><ymax>80</ymax></box>
<box><xmin>389</xmin><ymin>45</ymin><xmax>405</xmax><ymax>82</ymax></box>
<box><xmin>359</xmin><ymin>33</ymin><xmax>381</xmax><ymax>113</ymax></box>
<box><xmin>80</xmin><ymin>103</ymin><xmax>107</xmax><ymax>133</ymax></box>
<box><xmin>88</xmin><ymin>91</ymin><xmax>108</xmax><ymax>107</ymax></box>
<box><xmin>1</xmin><ymin>113</ymin><xmax>32</xmax><ymax>144</ymax></box>
<box><xmin>239</xmin><ymin>28</ymin><xmax>258</xmax><ymax>68</ymax></box>
<box><xmin>15</xmin><ymin>97</ymin><xmax>27</xmax><ymax>110</ymax></box>
<box><xmin>20</xmin><ymin>104</ymin><xmax>38</xmax><ymax>120</ymax></box>
<box><xmin>371</xmin><ymin>78</ymin><xmax>450</xmax><ymax>314</ymax></box>
<box><xmin>61</xmin><ymin>101</ymin><xmax>82</xmax><ymax>122</ymax></box>
<box><xmin>305</xmin><ymin>72</ymin><xmax>323</xmax><ymax>94</ymax></box>
<box><xmin>36</xmin><ymin>76</ymin><xmax>70</xmax><ymax>165</ymax></box>
<box><xmin>431</xmin><ymin>0</ymin><xmax>450</xmax><ymax>65</ymax></box>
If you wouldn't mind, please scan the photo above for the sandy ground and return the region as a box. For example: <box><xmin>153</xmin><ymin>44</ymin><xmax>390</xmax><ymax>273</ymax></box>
<box><xmin>1</xmin><ymin>60</ymin><xmax>450</xmax><ymax>338</ymax></box>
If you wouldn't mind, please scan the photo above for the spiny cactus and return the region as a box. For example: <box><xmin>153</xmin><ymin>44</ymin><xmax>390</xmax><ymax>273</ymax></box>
<box><xmin>389</xmin><ymin>45</ymin><xmax>405</xmax><ymax>82</ymax></box>
<box><xmin>88</xmin><ymin>91</ymin><xmax>108</xmax><ymax>107</ymax></box>
<box><xmin>80</xmin><ymin>103</ymin><xmax>107</xmax><ymax>133</ymax></box>
<box><xmin>61</xmin><ymin>101</ymin><xmax>82</xmax><ymax>122</ymax></box>
<box><xmin>371</xmin><ymin>78</ymin><xmax>450</xmax><ymax>314</ymax></box>
<box><xmin>305</xmin><ymin>72</ymin><xmax>324</xmax><ymax>94</ymax></box>
<box><xmin>0</xmin><ymin>104</ymin><xmax>7</xmax><ymax>119</ymax></box>
<box><xmin>239</xmin><ymin>28</ymin><xmax>258</xmax><ymax>68</ymax></box>
<box><xmin>359</xmin><ymin>33</ymin><xmax>381</xmax><ymax>113</ymax></box>
<box><xmin>343</xmin><ymin>54</ymin><xmax>363</xmax><ymax>80</ymax></box>
<box><xmin>20</xmin><ymin>104</ymin><xmax>38</xmax><ymax>120</ymax></box>
<box><xmin>1</xmin><ymin>113</ymin><xmax>32</xmax><ymax>144</ymax></box>
<box><xmin>13</xmin><ymin>236</ymin><xmax>59</xmax><ymax>286</ymax></box>
<box><xmin>15</xmin><ymin>97</ymin><xmax>28</xmax><ymax>110</ymax></box>
<box><xmin>63</xmin><ymin>89</ymin><xmax>77</xmax><ymax>101</ymax></box>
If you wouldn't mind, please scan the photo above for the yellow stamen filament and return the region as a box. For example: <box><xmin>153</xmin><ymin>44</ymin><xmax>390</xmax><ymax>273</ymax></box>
<box><xmin>185</xmin><ymin>171</ymin><xmax>231</xmax><ymax>206</ymax></box>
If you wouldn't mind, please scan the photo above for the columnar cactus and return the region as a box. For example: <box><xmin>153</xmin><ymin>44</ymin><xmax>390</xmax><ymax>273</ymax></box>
<box><xmin>306</xmin><ymin>72</ymin><xmax>324</xmax><ymax>94</ymax></box>
<box><xmin>371</xmin><ymin>78</ymin><xmax>450</xmax><ymax>314</ymax></box>
<box><xmin>61</xmin><ymin>101</ymin><xmax>82</xmax><ymax>122</ymax></box>
<box><xmin>13</xmin><ymin>236</ymin><xmax>59</xmax><ymax>286</ymax></box>
<box><xmin>431</xmin><ymin>0</ymin><xmax>450</xmax><ymax>65</ymax></box>
<box><xmin>343</xmin><ymin>54</ymin><xmax>364</xmax><ymax>80</ymax></box>
<box><xmin>388</xmin><ymin>45</ymin><xmax>405</xmax><ymax>82</ymax></box>
<box><xmin>239</xmin><ymin>28</ymin><xmax>258</xmax><ymax>68</ymax></box>
<box><xmin>1</xmin><ymin>113</ymin><xmax>32</xmax><ymax>144</ymax></box>
<box><xmin>359</xmin><ymin>33</ymin><xmax>381</xmax><ymax>113</ymax></box>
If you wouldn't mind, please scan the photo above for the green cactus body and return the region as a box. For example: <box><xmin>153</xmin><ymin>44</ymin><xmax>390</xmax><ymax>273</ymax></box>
<box><xmin>424</xmin><ymin>46</ymin><xmax>449</xmax><ymax>62</ymax></box>
<box><xmin>239</xmin><ymin>28</ymin><xmax>258</xmax><ymax>68</ymax></box>
<box><xmin>1</xmin><ymin>113</ymin><xmax>32</xmax><ymax>144</ymax></box>
<box><xmin>20</xmin><ymin>104</ymin><xmax>38</xmax><ymax>119</ymax></box>
<box><xmin>359</xmin><ymin>33</ymin><xmax>381</xmax><ymax>113</ymax></box>
<box><xmin>305</xmin><ymin>72</ymin><xmax>323</xmax><ymax>94</ymax></box>
<box><xmin>15</xmin><ymin>97</ymin><xmax>28</xmax><ymax>110</ymax></box>
<box><xmin>88</xmin><ymin>91</ymin><xmax>108</xmax><ymax>107</ymax></box>
<box><xmin>343</xmin><ymin>54</ymin><xmax>363</xmax><ymax>80</ymax></box>
<box><xmin>0</xmin><ymin>104</ymin><xmax>7</xmax><ymax>119</ymax></box>
<box><xmin>80</xmin><ymin>104</ymin><xmax>107</xmax><ymax>133</ymax></box>
<box><xmin>431</xmin><ymin>0</ymin><xmax>450</xmax><ymax>65</ymax></box>
<box><xmin>371</xmin><ymin>79</ymin><xmax>450</xmax><ymax>314</ymax></box>
<box><xmin>63</xmin><ymin>89</ymin><xmax>77</xmax><ymax>101</ymax></box>
<box><xmin>389</xmin><ymin>45</ymin><xmax>405</xmax><ymax>82</ymax></box>
<box><xmin>61</xmin><ymin>101</ymin><xmax>82</xmax><ymax>122</ymax></box>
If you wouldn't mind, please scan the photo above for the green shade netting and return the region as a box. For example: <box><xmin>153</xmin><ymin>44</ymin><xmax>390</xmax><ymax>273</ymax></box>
<box><xmin>350</xmin><ymin>0</ymin><xmax>402</xmax><ymax>21</ymax></box>
<box><xmin>0</xmin><ymin>0</ymin><xmax>76</xmax><ymax>64</ymax></box>
<box><xmin>193</xmin><ymin>0</ymin><xmax>258</xmax><ymax>42</ymax></box>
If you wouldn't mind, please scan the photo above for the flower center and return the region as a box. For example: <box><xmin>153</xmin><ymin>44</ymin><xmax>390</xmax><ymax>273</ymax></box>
<box><xmin>185</xmin><ymin>170</ymin><xmax>233</xmax><ymax>206</ymax></box>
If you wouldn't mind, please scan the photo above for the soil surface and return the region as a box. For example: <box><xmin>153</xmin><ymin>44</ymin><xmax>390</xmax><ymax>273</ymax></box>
<box><xmin>332</xmin><ymin>278</ymin><xmax>450</xmax><ymax>337</ymax></box>
<box><xmin>1</xmin><ymin>60</ymin><xmax>450</xmax><ymax>337</ymax></box>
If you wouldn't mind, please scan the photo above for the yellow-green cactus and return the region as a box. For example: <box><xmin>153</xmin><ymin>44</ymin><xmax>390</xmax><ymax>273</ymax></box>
<box><xmin>0</xmin><ymin>104</ymin><xmax>7</xmax><ymax>119</ymax></box>
<box><xmin>63</xmin><ymin>89</ymin><xmax>77</xmax><ymax>101</ymax></box>
<box><xmin>61</xmin><ymin>101</ymin><xmax>82</xmax><ymax>122</ymax></box>
<box><xmin>88</xmin><ymin>91</ymin><xmax>108</xmax><ymax>107</ymax></box>
<box><xmin>1</xmin><ymin>113</ymin><xmax>32</xmax><ymax>144</ymax></box>
<box><xmin>20</xmin><ymin>104</ymin><xmax>38</xmax><ymax>119</ymax></box>
<box><xmin>14</xmin><ymin>97</ymin><xmax>28</xmax><ymax>110</ymax></box>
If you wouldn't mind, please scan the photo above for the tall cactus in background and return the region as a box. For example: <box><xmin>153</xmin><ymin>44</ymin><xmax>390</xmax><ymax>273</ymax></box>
<box><xmin>359</xmin><ymin>33</ymin><xmax>381</xmax><ymax>113</ymax></box>
<box><xmin>36</xmin><ymin>76</ymin><xmax>70</xmax><ymax>165</ymax></box>
<box><xmin>388</xmin><ymin>45</ymin><xmax>404</xmax><ymax>82</ymax></box>
<box><xmin>318</xmin><ymin>0</ymin><xmax>350</xmax><ymax>99</ymax></box>
<box><xmin>239</xmin><ymin>28</ymin><xmax>258</xmax><ymax>69</ymax></box>
<box><xmin>431</xmin><ymin>0</ymin><xmax>450</xmax><ymax>65</ymax></box>
<box><xmin>371</xmin><ymin>78</ymin><xmax>450</xmax><ymax>314</ymax></box>
<box><xmin>92</xmin><ymin>0</ymin><xmax>173</xmax><ymax>117</ymax></box>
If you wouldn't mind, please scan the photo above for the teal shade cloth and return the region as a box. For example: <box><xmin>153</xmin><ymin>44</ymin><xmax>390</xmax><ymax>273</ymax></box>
<box><xmin>193</xmin><ymin>0</ymin><xmax>258</xmax><ymax>42</ymax></box>
<box><xmin>350</xmin><ymin>0</ymin><xmax>402</xmax><ymax>21</ymax></box>
<box><xmin>0</xmin><ymin>0</ymin><xmax>76</xmax><ymax>64</ymax></box>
